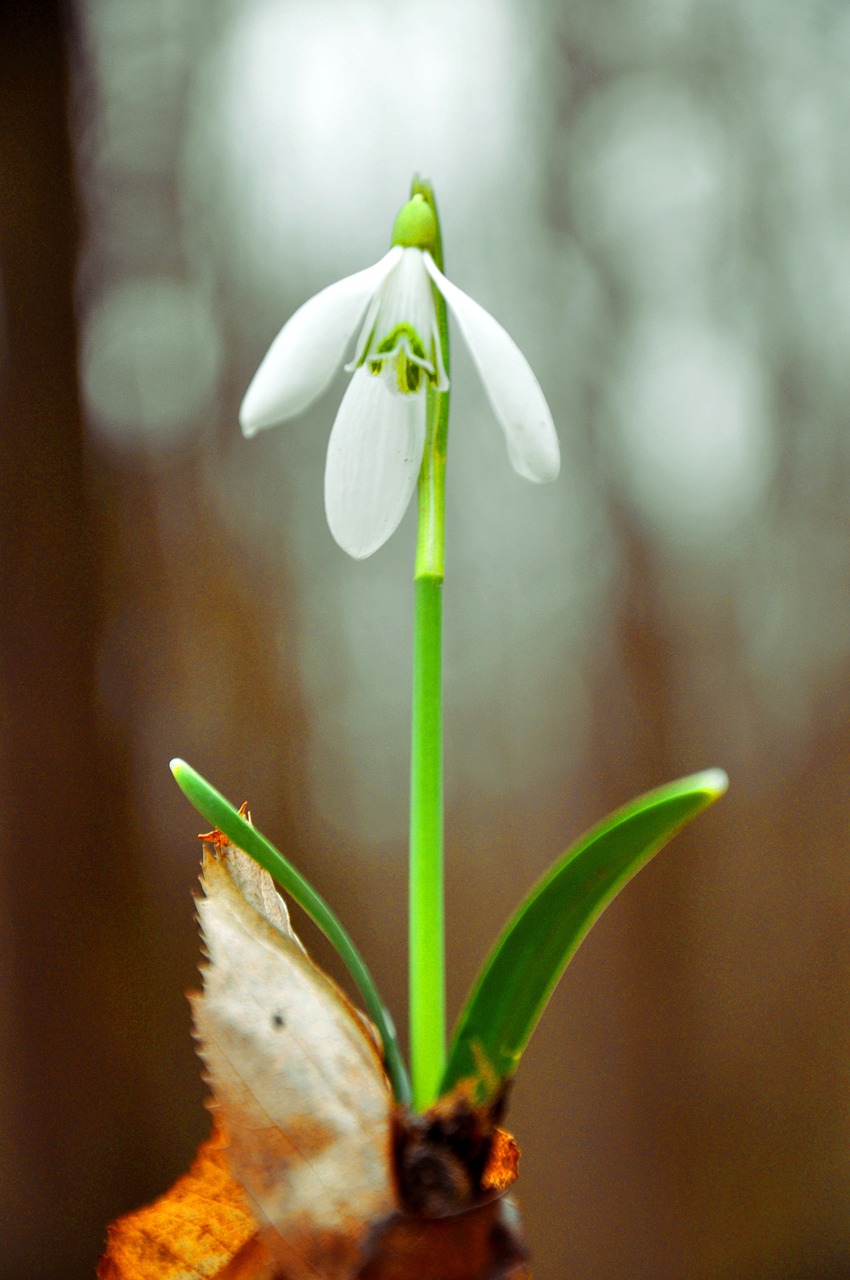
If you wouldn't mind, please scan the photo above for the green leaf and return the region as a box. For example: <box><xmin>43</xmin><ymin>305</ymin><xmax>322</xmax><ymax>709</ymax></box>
<box><xmin>169</xmin><ymin>758</ymin><xmax>411</xmax><ymax>1106</ymax></box>
<box><xmin>441</xmin><ymin>768</ymin><xmax>728</xmax><ymax>1101</ymax></box>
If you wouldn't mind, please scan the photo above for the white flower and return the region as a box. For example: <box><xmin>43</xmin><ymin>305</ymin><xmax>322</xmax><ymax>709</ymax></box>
<box><xmin>240</xmin><ymin>244</ymin><xmax>560</xmax><ymax>559</ymax></box>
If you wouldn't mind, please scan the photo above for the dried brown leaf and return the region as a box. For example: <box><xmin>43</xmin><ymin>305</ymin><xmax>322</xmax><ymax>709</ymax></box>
<box><xmin>192</xmin><ymin>841</ymin><xmax>395</xmax><ymax>1279</ymax></box>
<box><xmin>97</xmin><ymin>1126</ymin><xmax>256</xmax><ymax>1280</ymax></box>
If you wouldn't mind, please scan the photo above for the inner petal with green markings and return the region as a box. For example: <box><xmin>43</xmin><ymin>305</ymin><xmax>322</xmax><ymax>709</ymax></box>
<box><xmin>349</xmin><ymin>246</ymin><xmax>447</xmax><ymax>398</ymax></box>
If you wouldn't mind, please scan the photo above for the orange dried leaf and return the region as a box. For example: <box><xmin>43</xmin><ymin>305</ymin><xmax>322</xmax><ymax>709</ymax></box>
<box><xmin>98</xmin><ymin>1127</ymin><xmax>257</xmax><ymax>1280</ymax></box>
<box><xmin>198</xmin><ymin>803</ymin><xmax>250</xmax><ymax>850</ymax></box>
<box><xmin>482</xmin><ymin>1128</ymin><xmax>521</xmax><ymax>1195</ymax></box>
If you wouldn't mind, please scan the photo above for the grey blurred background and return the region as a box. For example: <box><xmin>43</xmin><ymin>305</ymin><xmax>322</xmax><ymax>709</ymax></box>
<box><xmin>3</xmin><ymin>0</ymin><xmax>850</xmax><ymax>1277</ymax></box>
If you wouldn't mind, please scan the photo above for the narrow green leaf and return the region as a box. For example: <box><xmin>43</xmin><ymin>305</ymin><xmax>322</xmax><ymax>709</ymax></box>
<box><xmin>169</xmin><ymin>758</ymin><xmax>411</xmax><ymax>1105</ymax></box>
<box><xmin>441</xmin><ymin>769</ymin><xmax>728</xmax><ymax>1101</ymax></box>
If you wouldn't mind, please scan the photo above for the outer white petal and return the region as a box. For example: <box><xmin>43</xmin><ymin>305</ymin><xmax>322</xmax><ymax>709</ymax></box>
<box><xmin>324</xmin><ymin>368</ymin><xmax>426</xmax><ymax>559</ymax></box>
<box><xmin>240</xmin><ymin>247</ymin><xmax>403</xmax><ymax>436</ymax></box>
<box><xmin>424</xmin><ymin>254</ymin><xmax>560</xmax><ymax>483</ymax></box>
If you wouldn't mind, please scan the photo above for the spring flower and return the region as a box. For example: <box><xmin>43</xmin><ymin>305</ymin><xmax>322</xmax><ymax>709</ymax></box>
<box><xmin>240</xmin><ymin>197</ymin><xmax>560</xmax><ymax>559</ymax></box>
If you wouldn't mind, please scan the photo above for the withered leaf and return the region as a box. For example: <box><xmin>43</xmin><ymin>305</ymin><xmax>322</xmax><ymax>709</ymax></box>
<box><xmin>191</xmin><ymin>841</ymin><xmax>396</xmax><ymax>1279</ymax></box>
<box><xmin>97</xmin><ymin>1125</ymin><xmax>256</xmax><ymax>1280</ymax></box>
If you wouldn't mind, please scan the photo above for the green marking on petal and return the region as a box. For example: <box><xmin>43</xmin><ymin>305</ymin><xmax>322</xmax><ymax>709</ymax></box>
<box><xmin>400</xmin><ymin>358</ymin><xmax>422</xmax><ymax>394</ymax></box>
<box><xmin>367</xmin><ymin>323</ymin><xmax>440</xmax><ymax>396</ymax></box>
<box><xmin>375</xmin><ymin>323</ymin><xmax>428</xmax><ymax>362</ymax></box>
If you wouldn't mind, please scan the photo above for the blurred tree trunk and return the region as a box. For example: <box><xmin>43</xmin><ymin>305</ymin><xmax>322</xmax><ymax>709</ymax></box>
<box><xmin>0</xmin><ymin>3</ymin><xmax>154</xmax><ymax>1275</ymax></box>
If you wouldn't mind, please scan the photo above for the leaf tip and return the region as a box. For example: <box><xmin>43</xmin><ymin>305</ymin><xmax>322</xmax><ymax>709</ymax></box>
<box><xmin>697</xmin><ymin>767</ymin><xmax>729</xmax><ymax>800</ymax></box>
<box><xmin>170</xmin><ymin>757</ymin><xmax>200</xmax><ymax>798</ymax></box>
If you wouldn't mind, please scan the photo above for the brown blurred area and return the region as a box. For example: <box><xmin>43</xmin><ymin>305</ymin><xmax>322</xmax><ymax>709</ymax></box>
<box><xmin>3</xmin><ymin>2</ymin><xmax>850</xmax><ymax>1279</ymax></box>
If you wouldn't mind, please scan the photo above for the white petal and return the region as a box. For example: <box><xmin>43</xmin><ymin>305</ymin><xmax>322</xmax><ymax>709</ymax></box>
<box><xmin>424</xmin><ymin>255</ymin><xmax>560</xmax><ymax>483</ymax></box>
<box><xmin>324</xmin><ymin>368</ymin><xmax>426</xmax><ymax>559</ymax></box>
<box><xmin>240</xmin><ymin>247</ymin><xmax>403</xmax><ymax>437</ymax></box>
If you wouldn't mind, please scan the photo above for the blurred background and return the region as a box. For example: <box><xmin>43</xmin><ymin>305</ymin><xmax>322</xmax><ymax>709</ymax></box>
<box><xmin>3</xmin><ymin>0</ymin><xmax>850</xmax><ymax>1276</ymax></box>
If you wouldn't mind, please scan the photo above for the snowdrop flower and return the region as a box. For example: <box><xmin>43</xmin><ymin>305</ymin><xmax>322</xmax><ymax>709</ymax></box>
<box><xmin>240</xmin><ymin>196</ymin><xmax>560</xmax><ymax>559</ymax></box>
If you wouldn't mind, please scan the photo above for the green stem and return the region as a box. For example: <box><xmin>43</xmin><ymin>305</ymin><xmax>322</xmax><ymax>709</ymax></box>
<box><xmin>409</xmin><ymin>573</ymin><xmax>444</xmax><ymax>1109</ymax></box>
<box><xmin>408</xmin><ymin>178</ymin><xmax>451</xmax><ymax>1111</ymax></box>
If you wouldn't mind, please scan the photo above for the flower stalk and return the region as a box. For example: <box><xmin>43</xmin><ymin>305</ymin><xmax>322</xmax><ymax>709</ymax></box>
<box><xmin>407</xmin><ymin>180</ymin><xmax>450</xmax><ymax>1108</ymax></box>
<box><xmin>408</xmin><ymin>573</ymin><xmax>444</xmax><ymax>1109</ymax></box>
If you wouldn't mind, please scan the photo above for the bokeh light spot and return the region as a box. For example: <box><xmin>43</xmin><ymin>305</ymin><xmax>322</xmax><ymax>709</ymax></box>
<box><xmin>614</xmin><ymin>316</ymin><xmax>773</xmax><ymax>546</ymax></box>
<box><xmin>81</xmin><ymin>277</ymin><xmax>221</xmax><ymax>447</ymax></box>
